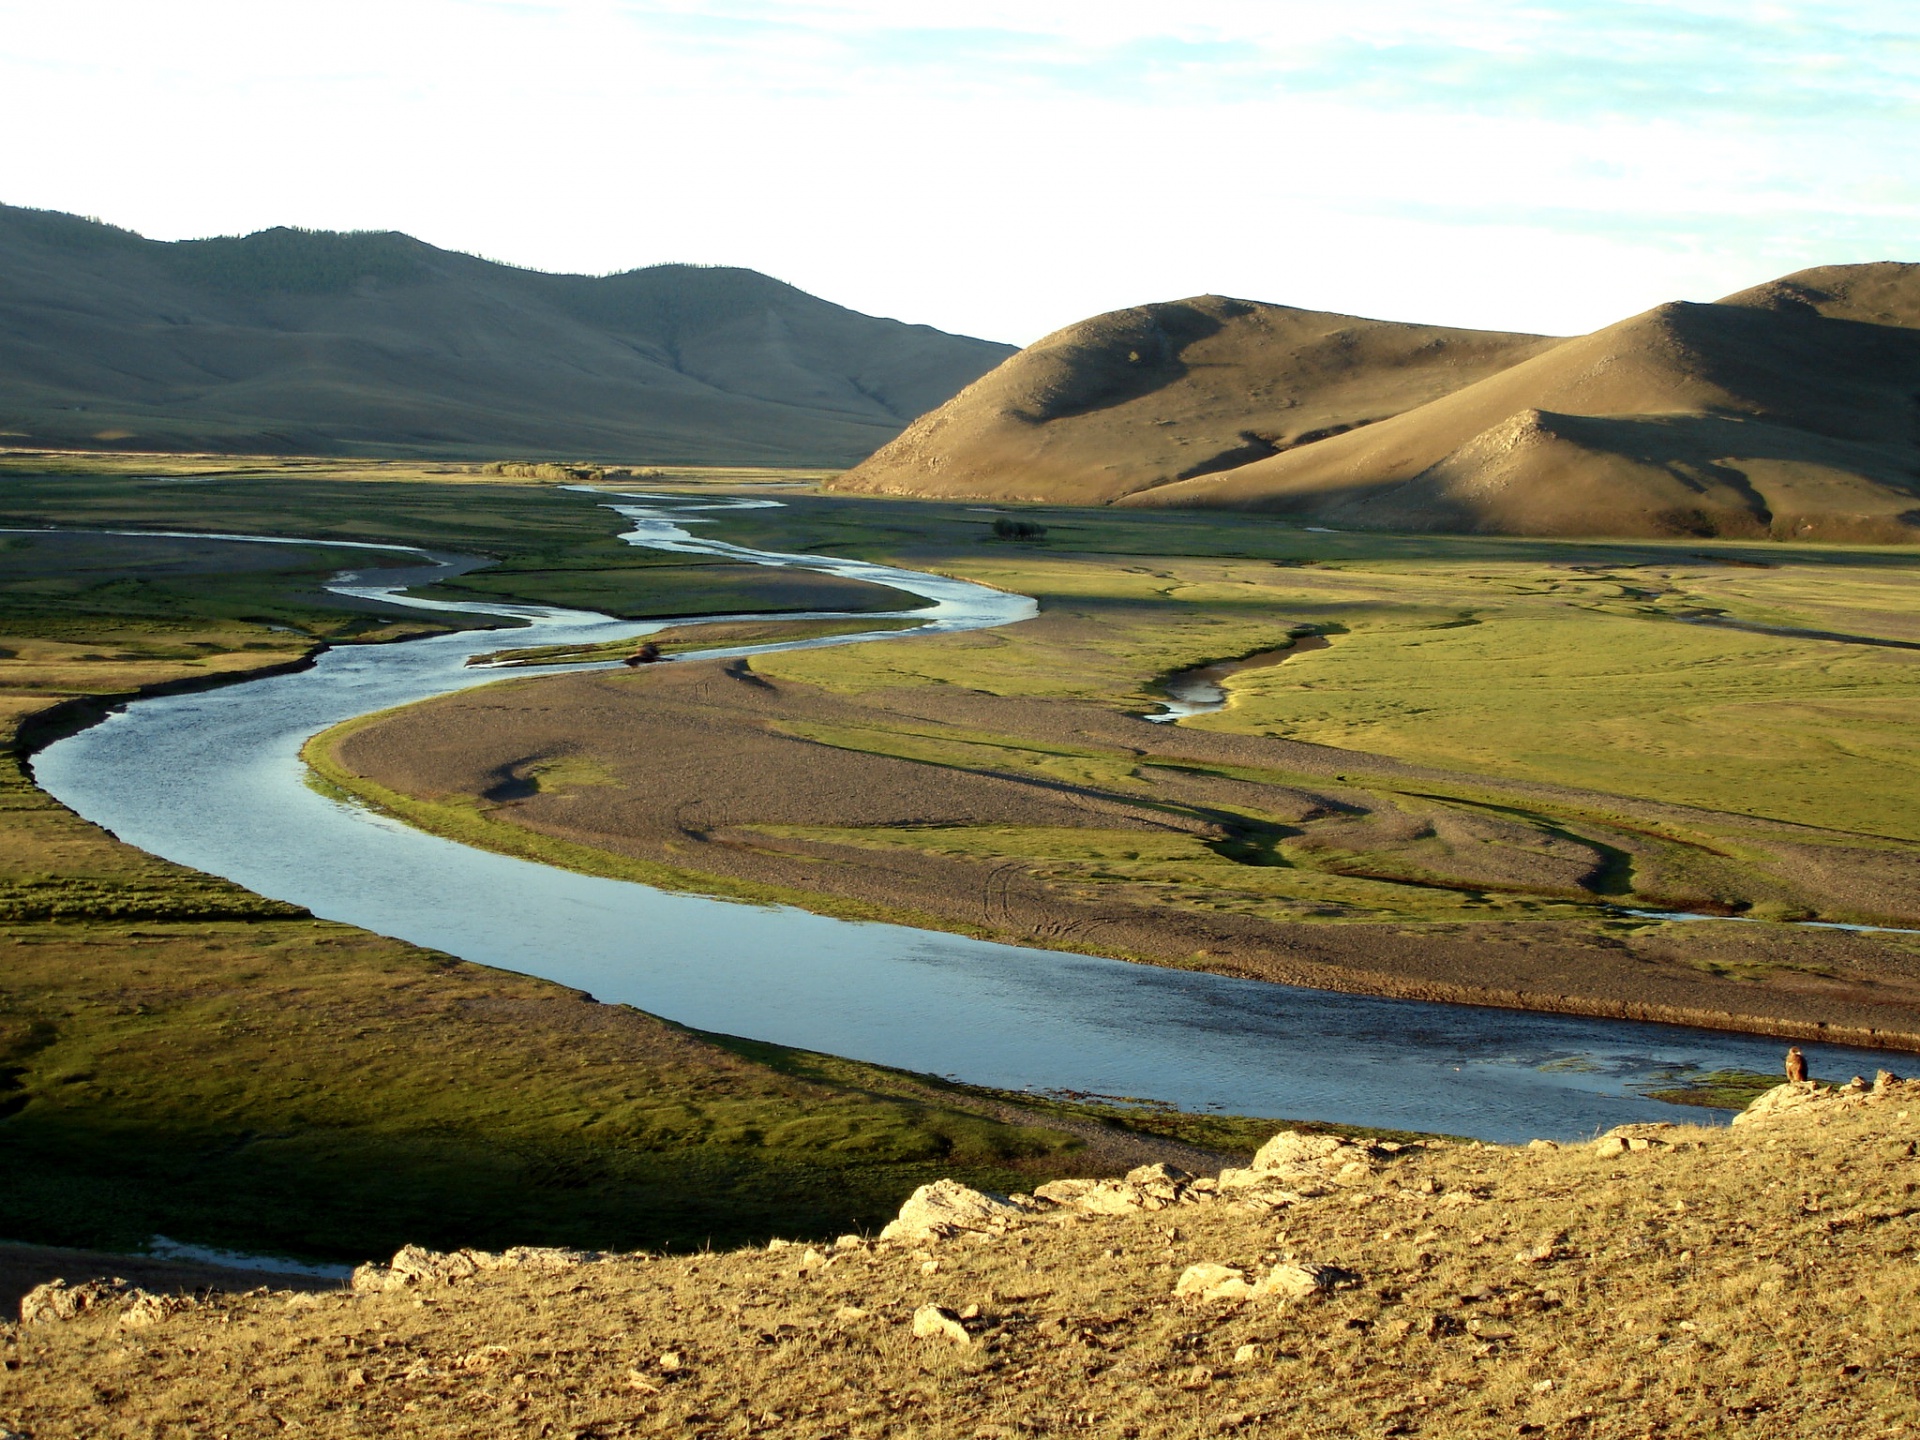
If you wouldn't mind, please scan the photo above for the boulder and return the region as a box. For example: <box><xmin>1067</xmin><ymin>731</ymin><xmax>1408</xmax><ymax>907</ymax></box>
<box><xmin>879</xmin><ymin>1179</ymin><xmax>1024</xmax><ymax>1241</ymax></box>
<box><xmin>19</xmin><ymin>1277</ymin><xmax>130</xmax><ymax>1325</ymax></box>
<box><xmin>1077</xmin><ymin>1182</ymin><xmax>1148</xmax><ymax>1215</ymax></box>
<box><xmin>1252</xmin><ymin>1132</ymin><xmax>1351</xmax><ymax>1171</ymax></box>
<box><xmin>1257</xmin><ymin>1262</ymin><xmax>1362</xmax><ymax>1300</ymax></box>
<box><xmin>911</xmin><ymin>1304</ymin><xmax>971</xmax><ymax>1345</ymax></box>
<box><xmin>1175</xmin><ymin>1264</ymin><xmax>1256</xmax><ymax>1301</ymax></box>
<box><xmin>1033</xmin><ymin>1178</ymin><xmax>1098</xmax><ymax>1206</ymax></box>
<box><xmin>1731</xmin><ymin>1082</ymin><xmax>1830</xmax><ymax>1128</ymax></box>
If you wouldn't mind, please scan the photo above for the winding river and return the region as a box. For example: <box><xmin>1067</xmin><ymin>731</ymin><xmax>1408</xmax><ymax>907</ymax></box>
<box><xmin>29</xmin><ymin>495</ymin><xmax>1902</xmax><ymax>1143</ymax></box>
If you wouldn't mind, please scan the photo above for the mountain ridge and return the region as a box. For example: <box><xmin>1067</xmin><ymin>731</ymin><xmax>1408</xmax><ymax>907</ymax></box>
<box><xmin>0</xmin><ymin>205</ymin><xmax>1015</xmax><ymax>464</ymax></box>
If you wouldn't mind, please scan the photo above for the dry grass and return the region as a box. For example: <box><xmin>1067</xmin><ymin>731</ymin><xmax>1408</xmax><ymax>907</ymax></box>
<box><xmin>8</xmin><ymin>1084</ymin><xmax>1918</xmax><ymax>1438</ymax></box>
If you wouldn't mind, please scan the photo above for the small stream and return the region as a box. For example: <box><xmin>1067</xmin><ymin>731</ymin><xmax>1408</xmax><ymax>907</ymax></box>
<box><xmin>28</xmin><ymin>495</ymin><xmax>1907</xmax><ymax>1143</ymax></box>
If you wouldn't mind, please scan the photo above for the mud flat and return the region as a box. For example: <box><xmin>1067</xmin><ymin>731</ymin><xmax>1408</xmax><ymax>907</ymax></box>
<box><xmin>314</xmin><ymin>651</ymin><xmax>1920</xmax><ymax>1052</ymax></box>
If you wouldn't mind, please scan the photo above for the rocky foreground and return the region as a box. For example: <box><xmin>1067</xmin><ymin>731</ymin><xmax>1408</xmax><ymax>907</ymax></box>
<box><xmin>5</xmin><ymin>1079</ymin><xmax>1919</xmax><ymax>1438</ymax></box>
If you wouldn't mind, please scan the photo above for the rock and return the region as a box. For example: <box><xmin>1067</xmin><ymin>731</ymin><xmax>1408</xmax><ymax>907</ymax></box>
<box><xmin>1875</xmin><ymin>1070</ymin><xmax>1905</xmax><ymax>1093</ymax></box>
<box><xmin>834</xmin><ymin>1234</ymin><xmax>866</xmax><ymax>1251</ymax></box>
<box><xmin>658</xmin><ymin>1351</ymin><xmax>683</xmax><ymax>1372</ymax></box>
<box><xmin>1216</xmin><ymin>1168</ymin><xmax>1267</xmax><ymax>1191</ymax></box>
<box><xmin>911</xmin><ymin>1304</ymin><xmax>971</xmax><ymax>1346</ymax></box>
<box><xmin>880</xmin><ymin>1179</ymin><xmax>1025</xmax><ymax>1241</ymax></box>
<box><xmin>1033</xmin><ymin>1178</ymin><xmax>1098</xmax><ymax>1205</ymax></box>
<box><xmin>1527</xmin><ymin>1139</ymin><xmax>1560</xmax><ymax>1151</ymax></box>
<box><xmin>1233</xmin><ymin>1344</ymin><xmax>1262</xmax><ymax>1364</ymax></box>
<box><xmin>1253</xmin><ymin>1132</ymin><xmax>1351</xmax><ymax>1172</ymax></box>
<box><xmin>19</xmin><ymin>1277</ymin><xmax>131</xmax><ymax>1324</ymax></box>
<box><xmin>1175</xmin><ymin>1264</ymin><xmax>1257</xmax><ymax>1301</ymax></box>
<box><xmin>1847</xmin><ymin>1076</ymin><xmax>1870</xmax><ymax>1092</ymax></box>
<box><xmin>1732</xmin><ymin>1081</ymin><xmax>1832</xmax><ymax>1128</ymax></box>
<box><xmin>835</xmin><ymin>1305</ymin><xmax>870</xmax><ymax>1322</ymax></box>
<box><xmin>482</xmin><ymin>1246</ymin><xmax>591</xmax><ymax>1271</ymax></box>
<box><xmin>1076</xmin><ymin>1181</ymin><xmax>1147</xmax><ymax>1215</ymax></box>
<box><xmin>1593</xmin><ymin>1136</ymin><xmax>1629</xmax><ymax>1158</ymax></box>
<box><xmin>1257</xmin><ymin>1263</ymin><xmax>1362</xmax><ymax>1300</ymax></box>
<box><xmin>119</xmin><ymin>1290</ymin><xmax>187</xmax><ymax>1328</ymax></box>
<box><xmin>1126</xmin><ymin>1162</ymin><xmax>1195</xmax><ymax>1186</ymax></box>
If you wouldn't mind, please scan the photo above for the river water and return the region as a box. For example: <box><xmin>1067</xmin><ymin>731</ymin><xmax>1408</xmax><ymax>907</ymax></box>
<box><xmin>29</xmin><ymin>495</ymin><xmax>1901</xmax><ymax>1143</ymax></box>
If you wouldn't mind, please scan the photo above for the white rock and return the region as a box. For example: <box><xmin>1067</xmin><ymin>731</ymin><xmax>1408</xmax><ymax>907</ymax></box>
<box><xmin>1257</xmin><ymin>1262</ymin><xmax>1362</xmax><ymax>1300</ymax></box>
<box><xmin>1076</xmin><ymin>1182</ymin><xmax>1146</xmax><ymax>1215</ymax></box>
<box><xmin>1732</xmin><ymin>1082</ymin><xmax>1831</xmax><ymax>1127</ymax></box>
<box><xmin>879</xmin><ymin>1179</ymin><xmax>1023</xmax><ymax>1241</ymax></box>
<box><xmin>1175</xmin><ymin>1263</ymin><xmax>1256</xmax><ymax>1301</ymax></box>
<box><xmin>911</xmin><ymin>1303</ymin><xmax>971</xmax><ymax>1345</ymax></box>
<box><xmin>1253</xmin><ymin>1132</ymin><xmax>1351</xmax><ymax>1172</ymax></box>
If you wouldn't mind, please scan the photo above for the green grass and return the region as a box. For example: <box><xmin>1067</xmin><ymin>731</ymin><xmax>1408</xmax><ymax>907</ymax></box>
<box><xmin>708</xmin><ymin>494</ymin><xmax>1920</xmax><ymax>841</ymax></box>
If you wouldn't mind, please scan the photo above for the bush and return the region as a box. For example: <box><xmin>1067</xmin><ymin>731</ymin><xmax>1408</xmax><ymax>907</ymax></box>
<box><xmin>990</xmin><ymin>517</ymin><xmax>1047</xmax><ymax>542</ymax></box>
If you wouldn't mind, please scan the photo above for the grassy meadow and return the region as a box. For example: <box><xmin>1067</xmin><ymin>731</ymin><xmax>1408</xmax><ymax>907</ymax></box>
<box><xmin>0</xmin><ymin>458</ymin><xmax>1173</xmax><ymax>1264</ymax></box>
<box><xmin>5</xmin><ymin>454</ymin><xmax>1920</xmax><ymax>1266</ymax></box>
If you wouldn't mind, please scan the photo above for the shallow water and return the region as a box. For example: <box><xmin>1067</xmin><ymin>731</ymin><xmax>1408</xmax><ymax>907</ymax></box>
<box><xmin>30</xmin><ymin>496</ymin><xmax>1903</xmax><ymax>1143</ymax></box>
<box><xmin>1145</xmin><ymin>636</ymin><xmax>1329</xmax><ymax>723</ymax></box>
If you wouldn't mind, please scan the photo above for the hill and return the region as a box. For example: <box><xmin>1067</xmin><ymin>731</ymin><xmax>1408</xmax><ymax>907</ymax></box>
<box><xmin>833</xmin><ymin>266</ymin><xmax>1920</xmax><ymax>542</ymax></box>
<box><xmin>829</xmin><ymin>294</ymin><xmax>1553</xmax><ymax>505</ymax></box>
<box><xmin>8</xmin><ymin>1077</ymin><xmax>1915</xmax><ymax>1437</ymax></box>
<box><xmin>0</xmin><ymin>205</ymin><xmax>1014</xmax><ymax>464</ymax></box>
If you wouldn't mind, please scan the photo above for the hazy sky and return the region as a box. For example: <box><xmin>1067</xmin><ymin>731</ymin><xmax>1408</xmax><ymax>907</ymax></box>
<box><xmin>6</xmin><ymin>1</ymin><xmax>1916</xmax><ymax>343</ymax></box>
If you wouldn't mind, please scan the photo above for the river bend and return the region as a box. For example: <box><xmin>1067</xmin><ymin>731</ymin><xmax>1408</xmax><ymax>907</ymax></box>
<box><xmin>30</xmin><ymin>495</ymin><xmax>1895</xmax><ymax>1142</ymax></box>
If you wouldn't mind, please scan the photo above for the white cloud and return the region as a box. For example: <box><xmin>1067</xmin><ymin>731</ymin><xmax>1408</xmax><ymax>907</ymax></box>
<box><xmin>2</xmin><ymin>0</ymin><xmax>1914</xmax><ymax>342</ymax></box>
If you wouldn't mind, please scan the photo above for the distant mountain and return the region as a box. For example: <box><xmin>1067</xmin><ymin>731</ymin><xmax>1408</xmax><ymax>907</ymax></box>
<box><xmin>0</xmin><ymin>205</ymin><xmax>1014</xmax><ymax>464</ymax></box>
<box><xmin>832</xmin><ymin>266</ymin><xmax>1920</xmax><ymax>543</ymax></box>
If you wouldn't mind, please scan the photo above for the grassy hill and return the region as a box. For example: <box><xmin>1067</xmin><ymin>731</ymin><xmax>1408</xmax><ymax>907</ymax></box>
<box><xmin>833</xmin><ymin>266</ymin><xmax>1920</xmax><ymax>543</ymax></box>
<box><xmin>0</xmin><ymin>205</ymin><xmax>1014</xmax><ymax>464</ymax></box>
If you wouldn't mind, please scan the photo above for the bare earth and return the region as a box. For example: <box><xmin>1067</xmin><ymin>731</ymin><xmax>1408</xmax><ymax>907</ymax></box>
<box><xmin>324</xmin><ymin>657</ymin><xmax>1920</xmax><ymax>1050</ymax></box>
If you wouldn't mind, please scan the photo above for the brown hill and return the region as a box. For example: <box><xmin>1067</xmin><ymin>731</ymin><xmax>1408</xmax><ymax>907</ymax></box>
<box><xmin>0</xmin><ymin>205</ymin><xmax>1013</xmax><ymax>464</ymax></box>
<box><xmin>835</xmin><ymin>265</ymin><xmax>1920</xmax><ymax>543</ymax></box>
<box><xmin>827</xmin><ymin>295</ymin><xmax>1555</xmax><ymax>504</ymax></box>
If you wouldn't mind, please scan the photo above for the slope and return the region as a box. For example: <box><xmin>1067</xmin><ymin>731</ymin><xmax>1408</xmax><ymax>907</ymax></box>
<box><xmin>827</xmin><ymin>294</ymin><xmax>1555</xmax><ymax>504</ymax></box>
<box><xmin>0</xmin><ymin>205</ymin><xmax>1013</xmax><ymax>464</ymax></box>
<box><xmin>1124</xmin><ymin>263</ymin><xmax>1920</xmax><ymax>541</ymax></box>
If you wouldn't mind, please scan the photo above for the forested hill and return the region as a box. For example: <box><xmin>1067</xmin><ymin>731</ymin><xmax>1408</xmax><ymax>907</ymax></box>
<box><xmin>0</xmin><ymin>205</ymin><xmax>1014</xmax><ymax>463</ymax></box>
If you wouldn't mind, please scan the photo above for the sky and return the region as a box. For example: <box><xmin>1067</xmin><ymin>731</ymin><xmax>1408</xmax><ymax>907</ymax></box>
<box><xmin>5</xmin><ymin>0</ymin><xmax>1917</xmax><ymax>344</ymax></box>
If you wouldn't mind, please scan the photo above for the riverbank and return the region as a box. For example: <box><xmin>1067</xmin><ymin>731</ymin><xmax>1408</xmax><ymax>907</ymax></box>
<box><xmin>313</xmin><ymin>644</ymin><xmax>1920</xmax><ymax>1052</ymax></box>
<box><xmin>0</xmin><ymin>488</ymin><xmax>1238</xmax><ymax>1264</ymax></box>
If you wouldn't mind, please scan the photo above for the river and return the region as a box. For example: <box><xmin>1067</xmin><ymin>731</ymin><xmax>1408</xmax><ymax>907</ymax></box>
<box><xmin>29</xmin><ymin>494</ymin><xmax>1900</xmax><ymax>1143</ymax></box>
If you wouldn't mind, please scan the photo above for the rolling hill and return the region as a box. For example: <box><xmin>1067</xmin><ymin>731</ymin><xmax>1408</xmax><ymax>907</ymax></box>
<box><xmin>828</xmin><ymin>295</ymin><xmax>1554</xmax><ymax>505</ymax></box>
<box><xmin>0</xmin><ymin>205</ymin><xmax>1014</xmax><ymax>464</ymax></box>
<box><xmin>833</xmin><ymin>265</ymin><xmax>1920</xmax><ymax>542</ymax></box>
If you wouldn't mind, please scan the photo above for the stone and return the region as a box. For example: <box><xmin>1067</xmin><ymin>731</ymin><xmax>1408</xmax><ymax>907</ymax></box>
<box><xmin>835</xmin><ymin>1305</ymin><xmax>870</xmax><ymax>1322</ymax></box>
<box><xmin>1233</xmin><ymin>1344</ymin><xmax>1262</xmax><ymax>1364</ymax></box>
<box><xmin>1257</xmin><ymin>1262</ymin><xmax>1362</xmax><ymax>1300</ymax></box>
<box><xmin>1593</xmin><ymin>1137</ymin><xmax>1628</xmax><ymax>1158</ymax></box>
<box><xmin>1252</xmin><ymin>1132</ymin><xmax>1351</xmax><ymax>1172</ymax></box>
<box><xmin>658</xmin><ymin>1351</ymin><xmax>683</xmax><ymax>1372</ymax></box>
<box><xmin>1732</xmin><ymin>1082</ymin><xmax>1831</xmax><ymax>1128</ymax></box>
<box><xmin>799</xmin><ymin>1248</ymin><xmax>827</xmax><ymax>1268</ymax></box>
<box><xmin>911</xmin><ymin>1304</ymin><xmax>971</xmax><ymax>1345</ymax></box>
<box><xmin>19</xmin><ymin>1277</ymin><xmax>130</xmax><ymax>1324</ymax></box>
<box><xmin>1875</xmin><ymin>1070</ymin><xmax>1904</xmax><ymax>1093</ymax></box>
<box><xmin>1076</xmin><ymin>1182</ymin><xmax>1146</xmax><ymax>1215</ymax></box>
<box><xmin>1215</xmin><ymin>1168</ymin><xmax>1266</xmax><ymax>1191</ymax></box>
<box><xmin>1126</xmin><ymin>1163</ymin><xmax>1195</xmax><ymax>1186</ymax></box>
<box><xmin>119</xmin><ymin>1291</ymin><xmax>187</xmax><ymax>1328</ymax></box>
<box><xmin>834</xmin><ymin>1234</ymin><xmax>866</xmax><ymax>1251</ymax></box>
<box><xmin>1527</xmin><ymin>1139</ymin><xmax>1559</xmax><ymax>1151</ymax></box>
<box><xmin>880</xmin><ymin>1179</ymin><xmax>1024</xmax><ymax>1241</ymax></box>
<box><xmin>1175</xmin><ymin>1263</ymin><xmax>1256</xmax><ymax>1301</ymax></box>
<box><xmin>1033</xmin><ymin>1178</ymin><xmax>1098</xmax><ymax>1205</ymax></box>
